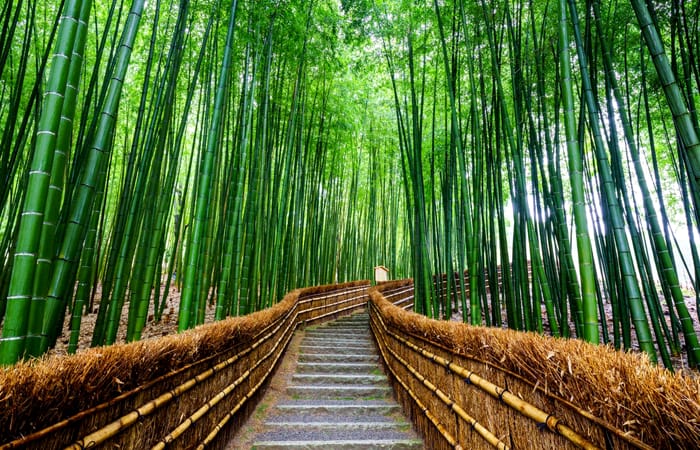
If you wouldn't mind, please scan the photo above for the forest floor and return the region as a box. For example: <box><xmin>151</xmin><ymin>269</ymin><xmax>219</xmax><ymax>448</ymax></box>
<box><xmin>48</xmin><ymin>282</ymin><xmax>210</xmax><ymax>356</ymax></box>
<box><xmin>49</xmin><ymin>282</ymin><xmax>700</xmax><ymax>375</ymax></box>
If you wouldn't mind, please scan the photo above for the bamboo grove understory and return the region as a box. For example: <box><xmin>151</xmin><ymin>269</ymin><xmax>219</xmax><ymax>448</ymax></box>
<box><xmin>1</xmin><ymin>0</ymin><xmax>699</xmax><ymax>370</ymax></box>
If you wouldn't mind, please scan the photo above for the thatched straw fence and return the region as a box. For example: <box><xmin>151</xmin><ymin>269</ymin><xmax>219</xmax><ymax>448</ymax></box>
<box><xmin>0</xmin><ymin>280</ymin><xmax>369</xmax><ymax>449</ymax></box>
<box><xmin>370</xmin><ymin>279</ymin><xmax>700</xmax><ymax>450</ymax></box>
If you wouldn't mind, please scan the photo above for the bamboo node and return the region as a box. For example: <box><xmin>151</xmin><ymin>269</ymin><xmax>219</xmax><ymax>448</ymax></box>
<box><xmin>498</xmin><ymin>383</ymin><xmax>510</xmax><ymax>403</ymax></box>
<box><xmin>464</xmin><ymin>371</ymin><xmax>473</xmax><ymax>384</ymax></box>
<box><xmin>537</xmin><ymin>414</ymin><xmax>558</xmax><ymax>432</ymax></box>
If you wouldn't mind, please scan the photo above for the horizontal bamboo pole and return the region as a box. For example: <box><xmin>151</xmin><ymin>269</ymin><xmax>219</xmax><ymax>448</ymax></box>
<box><xmin>370</xmin><ymin>315</ymin><xmax>462</xmax><ymax>450</ymax></box>
<box><xmin>373</xmin><ymin>282</ymin><xmax>657</xmax><ymax>450</ymax></box>
<box><xmin>371</xmin><ymin>307</ymin><xmax>508</xmax><ymax>449</ymax></box>
<box><xmin>152</xmin><ymin>313</ymin><xmax>297</xmax><ymax>449</ymax></box>
<box><xmin>64</xmin><ymin>310</ymin><xmax>299</xmax><ymax>450</ymax></box>
<box><xmin>297</xmin><ymin>286</ymin><xmax>369</xmax><ymax>304</ymax></box>
<box><xmin>4</xmin><ymin>306</ymin><xmax>300</xmax><ymax>449</ymax></box>
<box><xmin>374</xmin><ymin>303</ymin><xmax>599</xmax><ymax>450</ymax></box>
<box><xmin>383</xmin><ymin>288</ymin><xmax>415</xmax><ymax>299</ymax></box>
<box><xmin>394</xmin><ymin>297</ymin><xmax>414</xmax><ymax>307</ymax></box>
<box><xmin>301</xmin><ymin>299</ymin><xmax>368</xmax><ymax>324</ymax></box>
<box><xmin>194</xmin><ymin>321</ymin><xmax>297</xmax><ymax>449</ymax></box>
<box><xmin>298</xmin><ymin>294</ymin><xmax>368</xmax><ymax>316</ymax></box>
<box><xmin>2</xmin><ymin>282</ymin><xmax>370</xmax><ymax>449</ymax></box>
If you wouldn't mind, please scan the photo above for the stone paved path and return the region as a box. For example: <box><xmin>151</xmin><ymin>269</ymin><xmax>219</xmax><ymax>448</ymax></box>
<box><xmin>230</xmin><ymin>311</ymin><xmax>423</xmax><ymax>449</ymax></box>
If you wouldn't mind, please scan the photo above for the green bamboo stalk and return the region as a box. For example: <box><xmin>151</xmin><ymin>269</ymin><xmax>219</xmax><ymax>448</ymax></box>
<box><xmin>39</xmin><ymin>0</ymin><xmax>146</xmax><ymax>353</ymax></box>
<box><xmin>24</xmin><ymin>0</ymin><xmax>91</xmax><ymax>356</ymax></box>
<box><xmin>179</xmin><ymin>0</ymin><xmax>239</xmax><ymax>331</ymax></box>
<box><xmin>592</xmin><ymin>0</ymin><xmax>699</xmax><ymax>367</ymax></box>
<box><xmin>0</xmin><ymin>0</ymin><xmax>85</xmax><ymax>365</ymax></box>
<box><xmin>566</xmin><ymin>0</ymin><xmax>663</xmax><ymax>356</ymax></box>
<box><xmin>556</xmin><ymin>0</ymin><xmax>600</xmax><ymax>345</ymax></box>
<box><xmin>628</xmin><ymin>0</ymin><xmax>700</xmax><ymax>195</ymax></box>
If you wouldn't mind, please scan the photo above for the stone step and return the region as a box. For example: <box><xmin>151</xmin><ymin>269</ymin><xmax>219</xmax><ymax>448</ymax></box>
<box><xmin>301</xmin><ymin>338</ymin><xmax>374</xmax><ymax>348</ymax></box>
<box><xmin>299</xmin><ymin>345</ymin><xmax>377</xmax><ymax>355</ymax></box>
<box><xmin>302</xmin><ymin>335</ymin><xmax>370</xmax><ymax>342</ymax></box>
<box><xmin>298</xmin><ymin>353</ymin><xmax>379</xmax><ymax>363</ymax></box>
<box><xmin>274</xmin><ymin>400</ymin><xmax>402</xmax><ymax>416</ymax></box>
<box><xmin>318</xmin><ymin>321</ymin><xmax>369</xmax><ymax>331</ymax></box>
<box><xmin>327</xmin><ymin>319</ymin><xmax>369</xmax><ymax>324</ymax></box>
<box><xmin>304</xmin><ymin>330</ymin><xmax>371</xmax><ymax>338</ymax></box>
<box><xmin>305</xmin><ymin>328</ymin><xmax>372</xmax><ymax>339</ymax></box>
<box><xmin>296</xmin><ymin>362</ymin><xmax>378</xmax><ymax>373</ymax></box>
<box><xmin>262</xmin><ymin>421</ymin><xmax>409</xmax><ymax>432</ymax></box>
<box><xmin>313</xmin><ymin>327</ymin><xmax>370</xmax><ymax>333</ymax></box>
<box><xmin>291</xmin><ymin>373</ymin><xmax>387</xmax><ymax>386</ymax></box>
<box><xmin>328</xmin><ymin>314</ymin><xmax>369</xmax><ymax>322</ymax></box>
<box><xmin>318</xmin><ymin>320</ymin><xmax>369</xmax><ymax>326</ymax></box>
<box><xmin>310</xmin><ymin>322</ymin><xmax>367</xmax><ymax>327</ymax></box>
<box><xmin>252</xmin><ymin>438</ymin><xmax>423</xmax><ymax>449</ymax></box>
<box><xmin>287</xmin><ymin>384</ymin><xmax>392</xmax><ymax>399</ymax></box>
<box><xmin>239</xmin><ymin>312</ymin><xmax>423</xmax><ymax>450</ymax></box>
<box><xmin>306</xmin><ymin>324</ymin><xmax>368</xmax><ymax>330</ymax></box>
<box><xmin>253</xmin><ymin>430</ymin><xmax>422</xmax><ymax>450</ymax></box>
<box><xmin>301</xmin><ymin>335</ymin><xmax>370</xmax><ymax>341</ymax></box>
<box><xmin>263</xmin><ymin>411</ymin><xmax>400</xmax><ymax>424</ymax></box>
<box><xmin>308</xmin><ymin>322</ymin><xmax>368</xmax><ymax>328</ymax></box>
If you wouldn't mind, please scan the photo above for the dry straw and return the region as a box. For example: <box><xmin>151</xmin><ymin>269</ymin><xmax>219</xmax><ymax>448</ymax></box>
<box><xmin>371</xmin><ymin>311</ymin><xmax>507</xmax><ymax>450</ymax></box>
<box><xmin>0</xmin><ymin>280</ymin><xmax>369</xmax><ymax>446</ymax></box>
<box><xmin>370</xmin><ymin>280</ymin><xmax>700</xmax><ymax>449</ymax></box>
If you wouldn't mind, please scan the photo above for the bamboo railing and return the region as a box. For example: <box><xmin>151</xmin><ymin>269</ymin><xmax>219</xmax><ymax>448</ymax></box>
<box><xmin>0</xmin><ymin>281</ymin><xmax>370</xmax><ymax>450</ymax></box>
<box><xmin>369</xmin><ymin>279</ymin><xmax>697</xmax><ymax>450</ymax></box>
<box><xmin>4</xmin><ymin>278</ymin><xmax>698</xmax><ymax>449</ymax></box>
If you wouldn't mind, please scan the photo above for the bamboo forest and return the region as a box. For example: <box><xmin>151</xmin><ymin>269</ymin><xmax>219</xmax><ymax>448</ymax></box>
<box><xmin>1</xmin><ymin>0</ymin><xmax>699</xmax><ymax>373</ymax></box>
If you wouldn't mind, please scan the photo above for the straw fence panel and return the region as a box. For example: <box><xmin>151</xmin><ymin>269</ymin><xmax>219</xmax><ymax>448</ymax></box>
<box><xmin>0</xmin><ymin>280</ymin><xmax>370</xmax><ymax>449</ymax></box>
<box><xmin>369</xmin><ymin>279</ymin><xmax>699</xmax><ymax>450</ymax></box>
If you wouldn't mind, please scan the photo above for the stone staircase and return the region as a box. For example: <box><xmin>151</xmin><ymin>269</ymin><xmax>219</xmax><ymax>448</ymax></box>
<box><xmin>247</xmin><ymin>311</ymin><xmax>423</xmax><ymax>449</ymax></box>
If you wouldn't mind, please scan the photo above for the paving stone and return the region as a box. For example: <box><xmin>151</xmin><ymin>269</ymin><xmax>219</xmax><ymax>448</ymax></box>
<box><xmin>248</xmin><ymin>311</ymin><xmax>423</xmax><ymax>449</ymax></box>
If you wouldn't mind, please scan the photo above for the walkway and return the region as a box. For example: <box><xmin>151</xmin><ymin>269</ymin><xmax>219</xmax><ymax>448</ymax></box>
<box><xmin>229</xmin><ymin>311</ymin><xmax>423</xmax><ymax>449</ymax></box>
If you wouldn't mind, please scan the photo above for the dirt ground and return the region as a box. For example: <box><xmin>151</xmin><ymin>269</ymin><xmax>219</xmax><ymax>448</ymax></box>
<box><xmin>48</xmin><ymin>282</ymin><xmax>208</xmax><ymax>356</ymax></box>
